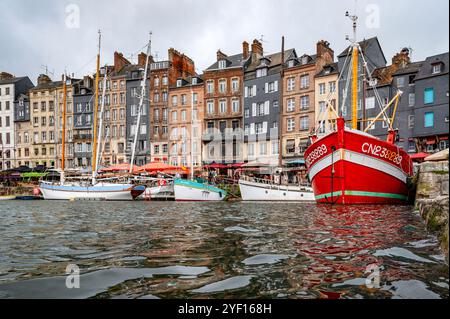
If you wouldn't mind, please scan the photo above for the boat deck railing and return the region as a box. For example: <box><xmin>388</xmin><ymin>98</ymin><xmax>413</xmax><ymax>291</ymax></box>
<box><xmin>240</xmin><ymin>175</ymin><xmax>312</xmax><ymax>190</ymax></box>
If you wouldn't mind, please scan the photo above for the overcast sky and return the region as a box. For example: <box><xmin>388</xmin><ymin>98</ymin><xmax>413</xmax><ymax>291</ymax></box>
<box><xmin>1</xmin><ymin>0</ymin><xmax>448</xmax><ymax>83</ymax></box>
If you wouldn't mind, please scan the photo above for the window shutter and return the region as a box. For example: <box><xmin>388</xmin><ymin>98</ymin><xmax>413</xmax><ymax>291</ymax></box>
<box><xmin>274</xmin><ymin>80</ymin><xmax>278</xmax><ymax>92</ymax></box>
<box><xmin>245</xmin><ymin>87</ymin><xmax>248</xmax><ymax>98</ymax></box>
<box><xmin>262</xmin><ymin>122</ymin><xmax>268</xmax><ymax>134</ymax></box>
<box><xmin>250</xmin><ymin>123</ymin><xmax>255</xmax><ymax>134</ymax></box>
<box><xmin>252</xmin><ymin>103</ymin><xmax>257</xmax><ymax>117</ymax></box>
<box><xmin>265</xmin><ymin>101</ymin><xmax>270</xmax><ymax>115</ymax></box>
<box><xmin>265</xmin><ymin>83</ymin><xmax>269</xmax><ymax>93</ymax></box>
<box><xmin>253</xmin><ymin>85</ymin><xmax>257</xmax><ymax>95</ymax></box>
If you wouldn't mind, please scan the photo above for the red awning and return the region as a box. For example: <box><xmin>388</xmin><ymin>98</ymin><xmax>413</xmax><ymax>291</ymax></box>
<box><xmin>99</xmin><ymin>163</ymin><xmax>141</xmax><ymax>173</ymax></box>
<box><xmin>410</xmin><ymin>152</ymin><xmax>430</xmax><ymax>159</ymax></box>
<box><xmin>137</xmin><ymin>162</ymin><xmax>178</xmax><ymax>172</ymax></box>
<box><xmin>204</xmin><ymin>163</ymin><xmax>227</xmax><ymax>169</ymax></box>
<box><xmin>439</xmin><ymin>136</ymin><xmax>448</xmax><ymax>141</ymax></box>
<box><xmin>228</xmin><ymin>163</ymin><xmax>244</xmax><ymax>168</ymax></box>
<box><xmin>426</xmin><ymin>138</ymin><xmax>436</xmax><ymax>145</ymax></box>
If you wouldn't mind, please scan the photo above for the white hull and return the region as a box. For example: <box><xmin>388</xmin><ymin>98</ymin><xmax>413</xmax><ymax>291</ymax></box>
<box><xmin>141</xmin><ymin>184</ymin><xmax>174</xmax><ymax>199</ymax></box>
<box><xmin>39</xmin><ymin>182</ymin><xmax>142</xmax><ymax>201</ymax></box>
<box><xmin>173</xmin><ymin>179</ymin><xmax>226</xmax><ymax>201</ymax></box>
<box><xmin>239</xmin><ymin>179</ymin><xmax>315</xmax><ymax>201</ymax></box>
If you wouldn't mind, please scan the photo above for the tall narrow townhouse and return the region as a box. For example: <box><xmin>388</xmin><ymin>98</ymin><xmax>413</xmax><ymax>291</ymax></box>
<box><xmin>125</xmin><ymin>52</ymin><xmax>153</xmax><ymax>166</ymax></box>
<box><xmin>202</xmin><ymin>44</ymin><xmax>248</xmax><ymax>165</ymax></box>
<box><xmin>73</xmin><ymin>76</ymin><xmax>95</xmax><ymax>168</ymax></box>
<box><xmin>55</xmin><ymin>75</ymin><xmax>79</xmax><ymax>169</ymax></box>
<box><xmin>28</xmin><ymin>74</ymin><xmax>62</xmax><ymax>168</ymax></box>
<box><xmin>243</xmin><ymin>40</ymin><xmax>296</xmax><ymax>165</ymax></box>
<box><xmin>0</xmin><ymin>72</ymin><xmax>34</xmax><ymax>169</ymax></box>
<box><xmin>98</xmin><ymin>52</ymin><xmax>130</xmax><ymax>166</ymax></box>
<box><xmin>281</xmin><ymin>40</ymin><xmax>334</xmax><ymax>165</ymax></box>
<box><xmin>168</xmin><ymin>75</ymin><xmax>204</xmax><ymax>168</ymax></box>
<box><xmin>149</xmin><ymin>48</ymin><xmax>195</xmax><ymax>163</ymax></box>
<box><xmin>314</xmin><ymin>62</ymin><xmax>339</xmax><ymax>136</ymax></box>
<box><xmin>14</xmin><ymin>93</ymin><xmax>32</xmax><ymax>167</ymax></box>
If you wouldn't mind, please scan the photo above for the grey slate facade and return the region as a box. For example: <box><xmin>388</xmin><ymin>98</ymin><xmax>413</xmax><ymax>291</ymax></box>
<box><xmin>126</xmin><ymin>67</ymin><xmax>150</xmax><ymax>166</ymax></box>
<box><xmin>243</xmin><ymin>49</ymin><xmax>296</xmax><ymax>163</ymax></box>
<box><xmin>72</xmin><ymin>77</ymin><xmax>94</xmax><ymax>168</ymax></box>
<box><xmin>14</xmin><ymin>93</ymin><xmax>30</xmax><ymax>122</ymax></box>
<box><xmin>413</xmin><ymin>52</ymin><xmax>449</xmax><ymax>152</ymax></box>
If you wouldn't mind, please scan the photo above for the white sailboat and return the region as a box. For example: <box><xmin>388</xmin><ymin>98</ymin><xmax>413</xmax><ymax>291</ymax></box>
<box><xmin>173</xmin><ymin>78</ymin><xmax>227</xmax><ymax>201</ymax></box>
<box><xmin>39</xmin><ymin>31</ymin><xmax>144</xmax><ymax>201</ymax></box>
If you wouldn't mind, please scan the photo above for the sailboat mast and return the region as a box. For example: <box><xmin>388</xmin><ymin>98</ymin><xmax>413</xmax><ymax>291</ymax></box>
<box><xmin>130</xmin><ymin>32</ymin><xmax>152</xmax><ymax>174</ymax></box>
<box><xmin>94</xmin><ymin>68</ymin><xmax>108</xmax><ymax>182</ymax></box>
<box><xmin>349</xmin><ymin>13</ymin><xmax>359</xmax><ymax>130</ymax></box>
<box><xmin>92</xmin><ymin>30</ymin><xmax>101</xmax><ymax>175</ymax></box>
<box><xmin>61</xmin><ymin>73</ymin><xmax>67</xmax><ymax>180</ymax></box>
<box><xmin>190</xmin><ymin>83</ymin><xmax>194</xmax><ymax>181</ymax></box>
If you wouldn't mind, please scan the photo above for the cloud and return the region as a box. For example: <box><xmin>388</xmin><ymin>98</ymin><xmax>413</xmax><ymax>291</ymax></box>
<box><xmin>0</xmin><ymin>0</ymin><xmax>448</xmax><ymax>83</ymax></box>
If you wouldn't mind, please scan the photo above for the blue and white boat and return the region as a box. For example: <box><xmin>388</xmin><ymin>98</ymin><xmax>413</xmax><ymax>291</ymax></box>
<box><xmin>173</xmin><ymin>179</ymin><xmax>226</xmax><ymax>201</ymax></box>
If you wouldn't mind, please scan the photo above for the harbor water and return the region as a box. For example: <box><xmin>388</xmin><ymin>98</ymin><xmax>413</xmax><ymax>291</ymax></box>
<box><xmin>0</xmin><ymin>201</ymin><xmax>448</xmax><ymax>299</ymax></box>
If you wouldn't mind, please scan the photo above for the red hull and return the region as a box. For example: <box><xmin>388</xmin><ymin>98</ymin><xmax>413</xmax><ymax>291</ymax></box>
<box><xmin>305</xmin><ymin>119</ymin><xmax>413</xmax><ymax>205</ymax></box>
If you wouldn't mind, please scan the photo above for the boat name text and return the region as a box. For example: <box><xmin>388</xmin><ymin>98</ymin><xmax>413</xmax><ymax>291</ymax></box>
<box><xmin>306</xmin><ymin>144</ymin><xmax>328</xmax><ymax>167</ymax></box>
<box><xmin>361</xmin><ymin>143</ymin><xmax>402</xmax><ymax>165</ymax></box>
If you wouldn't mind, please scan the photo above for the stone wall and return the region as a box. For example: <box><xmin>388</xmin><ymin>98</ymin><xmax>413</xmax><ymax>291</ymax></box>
<box><xmin>415</xmin><ymin>160</ymin><xmax>449</xmax><ymax>262</ymax></box>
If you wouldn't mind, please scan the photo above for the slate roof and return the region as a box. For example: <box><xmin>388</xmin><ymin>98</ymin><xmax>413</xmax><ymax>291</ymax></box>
<box><xmin>415</xmin><ymin>52</ymin><xmax>449</xmax><ymax>80</ymax></box>
<box><xmin>0</xmin><ymin>76</ymin><xmax>28</xmax><ymax>85</ymax></box>
<box><xmin>206</xmin><ymin>53</ymin><xmax>246</xmax><ymax>71</ymax></box>
<box><xmin>245</xmin><ymin>49</ymin><xmax>296</xmax><ymax>72</ymax></box>
<box><xmin>316</xmin><ymin>62</ymin><xmax>339</xmax><ymax>77</ymax></box>
<box><xmin>338</xmin><ymin>37</ymin><xmax>387</xmax><ymax>65</ymax></box>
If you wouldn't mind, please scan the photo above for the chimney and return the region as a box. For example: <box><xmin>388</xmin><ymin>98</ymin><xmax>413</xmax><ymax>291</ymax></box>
<box><xmin>242</xmin><ymin>41</ymin><xmax>249</xmax><ymax>60</ymax></box>
<box><xmin>251</xmin><ymin>39</ymin><xmax>263</xmax><ymax>60</ymax></box>
<box><xmin>317</xmin><ymin>40</ymin><xmax>334</xmax><ymax>60</ymax></box>
<box><xmin>37</xmin><ymin>74</ymin><xmax>52</xmax><ymax>85</ymax></box>
<box><xmin>138</xmin><ymin>52</ymin><xmax>147</xmax><ymax>67</ymax></box>
<box><xmin>392</xmin><ymin>48</ymin><xmax>411</xmax><ymax>68</ymax></box>
<box><xmin>216</xmin><ymin>49</ymin><xmax>227</xmax><ymax>61</ymax></box>
<box><xmin>0</xmin><ymin>72</ymin><xmax>14</xmax><ymax>80</ymax></box>
<box><xmin>114</xmin><ymin>51</ymin><xmax>131</xmax><ymax>73</ymax></box>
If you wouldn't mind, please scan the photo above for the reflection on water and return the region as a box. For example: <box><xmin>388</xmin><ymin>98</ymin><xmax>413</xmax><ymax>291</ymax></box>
<box><xmin>0</xmin><ymin>201</ymin><xmax>448</xmax><ymax>299</ymax></box>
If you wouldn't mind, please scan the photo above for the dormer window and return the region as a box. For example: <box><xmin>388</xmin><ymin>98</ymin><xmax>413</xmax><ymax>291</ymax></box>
<box><xmin>287</xmin><ymin>60</ymin><xmax>295</xmax><ymax>68</ymax></box>
<box><xmin>176</xmin><ymin>79</ymin><xmax>182</xmax><ymax>87</ymax></box>
<box><xmin>301</xmin><ymin>56</ymin><xmax>309</xmax><ymax>65</ymax></box>
<box><xmin>432</xmin><ymin>63</ymin><xmax>442</xmax><ymax>74</ymax></box>
<box><xmin>218</xmin><ymin>60</ymin><xmax>226</xmax><ymax>69</ymax></box>
<box><xmin>256</xmin><ymin>68</ymin><xmax>267</xmax><ymax>78</ymax></box>
<box><xmin>192</xmin><ymin>77</ymin><xmax>197</xmax><ymax>85</ymax></box>
<box><xmin>324</xmin><ymin>68</ymin><xmax>331</xmax><ymax>75</ymax></box>
<box><xmin>19</xmin><ymin>99</ymin><xmax>24</xmax><ymax>106</ymax></box>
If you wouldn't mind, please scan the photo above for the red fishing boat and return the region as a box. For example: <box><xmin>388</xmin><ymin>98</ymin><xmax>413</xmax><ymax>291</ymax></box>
<box><xmin>304</xmin><ymin>12</ymin><xmax>414</xmax><ymax>204</ymax></box>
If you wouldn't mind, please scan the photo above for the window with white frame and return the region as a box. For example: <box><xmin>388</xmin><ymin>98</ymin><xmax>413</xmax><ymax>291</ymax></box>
<box><xmin>172</xmin><ymin>95</ymin><xmax>178</xmax><ymax>106</ymax></box>
<box><xmin>231</xmin><ymin>78</ymin><xmax>239</xmax><ymax>92</ymax></box>
<box><xmin>256</xmin><ymin>68</ymin><xmax>267</xmax><ymax>78</ymax></box>
<box><xmin>408</xmin><ymin>115</ymin><xmax>415</xmax><ymax>128</ymax></box>
<box><xmin>207</xmin><ymin>101</ymin><xmax>214</xmax><ymax>114</ymax></box>
<box><xmin>287</xmin><ymin>118</ymin><xmax>295</xmax><ymax>131</ymax></box>
<box><xmin>259</xmin><ymin>142</ymin><xmax>267</xmax><ymax>155</ymax></box>
<box><xmin>248</xmin><ymin>143</ymin><xmax>255</xmax><ymax>156</ymax></box>
<box><xmin>319</xmin><ymin>101</ymin><xmax>326</xmax><ymax>113</ymax></box>
<box><xmin>432</xmin><ymin>64</ymin><xmax>442</xmax><ymax>74</ymax></box>
<box><xmin>172</xmin><ymin>111</ymin><xmax>177</xmax><ymax>122</ymax></box>
<box><xmin>244</xmin><ymin>124</ymin><xmax>249</xmax><ymax>135</ymax></box>
<box><xmin>244</xmin><ymin>108</ymin><xmax>250</xmax><ymax>118</ymax></box>
<box><xmin>300</xmin><ymin>75</ymin><xmax>309</xmax><ymax>89</ymax></box>
<box><xmin>409</xmin><ymin>93</ymin><xmax>415</xmax><ymax>107</ymax></box>
<box><xmin>218</xmin><ymin>60</ymin><xmax>226</xmax><ymax>69</ymax></box>
<box><xmin>300</xmin><ymin>116</ymin><xmax>309</xmax><ymax>131</ymax></box>
<box><xmin>396</xmin><ymin>77</ymin><xmax>405</xmax><ymax>88</ymax></box>
<box><xmin>232</xmin><ymin>99</ymin><xmax>239</xmax><ymax>113</ymax></box>
<box><xmin>300</xmin><ymin>96</ymin><xmax>309</xmax><ymax>110</ymax></box>
<box><xmin>162</xmin><ymin>76</ymin><xmax>168</xmax><ymax>85</ymax></box>
<box><xmin>219</xmin><ymin>79</ymin><xmax>226</xmax><ymax>93</ymax></box>
<box><xmin>181</xmin><ymin>110</ymin><xmax>186</xmax><ymax>122</ymax></box>
<box><xmin>287</xmin><ymin>77</ymin><xmax>295</xmax><ymax>91</ymax></box>
<box><xmin>329</xmin><ymin>81</ymin><xmax>336</xmax><ymax>92</ymax></box>
<box><xmin>367</xmin><ymin>118</ymin><xmax>376</xmax><ymax>130</ymax></box>
<box><xmin>207</xmin><ymin>81</ymin><xmax>214</xmax><ymax>93</ymax></box>
<box><xmin>219</xmin><ymin>100</ymin><xmax>227</xmax><ymax>113</ymax></box>
<box><xmin>366</xmin><ymin>96</ymin><xmax>375</xmax><ymax>109</ymax></box>
<box><xmin>319</xmin><ymin>83</ymin><xmax>326</xmax><ymax>95</ymax></box>
<box><xmin>272</xmin><ymin>141</ymin><xmax>279</xmax><ymax>155</ymax></box>
<box><xmin>287</xmin><ymin>98</ymin><xmax>295</xmax><ymax>112</ymax></box>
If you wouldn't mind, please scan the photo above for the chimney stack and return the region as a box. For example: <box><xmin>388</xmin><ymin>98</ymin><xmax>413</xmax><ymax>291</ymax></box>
<box><xmin>114</xmin><ymin>51</ymin><xmax>131</xmax><ymax>73</ymax></box>
<box><xmin>392</xmin><ymin>48</ymin><xmax>411</xmax><ymax>68</ymax></box>
<box><xmin>37</xmin><ymin>74</ymin><xmax>52</xmax><ymax>85</ymax></box>
<box><xmin>242</xmin><ymin>41</ymin><xmax>249</xmax><ymax>60</ymax></box>
<box><xmin>216</xmin><ymin>50</ymin><xmax>227</xmax><ymax>61</ymax></box>
<box><xmin>0</xmin><ymin>72</ymin><xmax>14</xmax><ymax>80</ymax></box>
<box><xmin>138</xmin><ymin>52</ymin><xmax>147</xmax><ymax>67</ymax></box>
<box><xmin>316</xmin><ymin>40</ymin><xmax>334</xmax><ymax>60</ymax></box>
<box><xmin>251</xmin><ymin>39</ymin><xmax>263</xmax><ymax>60</ymax></box>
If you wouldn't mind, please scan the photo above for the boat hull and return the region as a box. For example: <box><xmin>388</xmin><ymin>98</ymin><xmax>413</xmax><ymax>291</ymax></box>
<box><xmin>39</xmin><ymin>182</ymin><xmax>145</xmax><ymax>201</ymax></box>
<box><xmin>305</xmin><ymin>123</ymin><xmax>413</xmax><ymax>205</ymax></box>
<box><xmin>141</xmin><ymin>184</ymin><xmax>174</xmax><ymax>200</ymax></box>
<box><xmin>239</xmin><ymin>179</ymin><xmax>315</xmax><ymax>201</ymax></box>
<box><xmin>173</xmin><ymin>179</ymin><xmax>226</xmax><ymax>201</ymax></box>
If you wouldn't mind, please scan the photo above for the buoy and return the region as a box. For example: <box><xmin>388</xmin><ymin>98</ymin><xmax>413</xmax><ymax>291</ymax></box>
<box><xmin>33</xmin><ymin>187</ymin><xmax>41</xmax><ymax>196</ymax></box>
<box><xmin>158</xmin><ymin>179</ymin><xmax>167</xmax><ymax>186</ymax></box>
